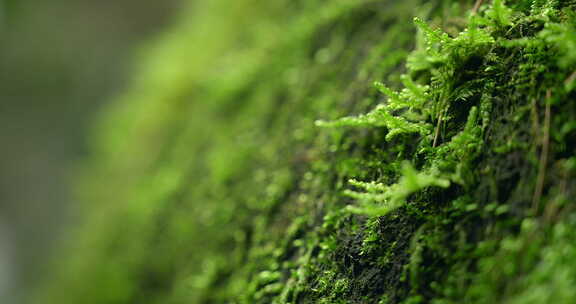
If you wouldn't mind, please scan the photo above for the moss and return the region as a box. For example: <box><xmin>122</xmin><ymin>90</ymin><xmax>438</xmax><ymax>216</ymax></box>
<box><xmin>36</xmin><ymin>0</ymin><xmax>576</xmax><ymax>303</ymax></box>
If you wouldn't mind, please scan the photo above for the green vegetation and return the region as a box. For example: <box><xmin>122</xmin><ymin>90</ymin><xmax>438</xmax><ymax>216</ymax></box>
<box><xmin>36</xmin><ymin>0</ymin><xmax>576</xmax><ymax>303</ymax></box>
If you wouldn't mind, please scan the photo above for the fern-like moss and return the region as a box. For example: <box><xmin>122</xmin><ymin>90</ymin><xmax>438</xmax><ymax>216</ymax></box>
<box><xmin>34</xmin><ymin>0</ymin><xmax>576</xmax><ymax>303</ymax></box>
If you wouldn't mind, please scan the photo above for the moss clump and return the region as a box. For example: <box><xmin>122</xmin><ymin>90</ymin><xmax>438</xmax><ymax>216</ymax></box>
<box><xmin>36</xmin><ymin>0</ymin><xmax>576</xmax><ymax>303</ymax></box>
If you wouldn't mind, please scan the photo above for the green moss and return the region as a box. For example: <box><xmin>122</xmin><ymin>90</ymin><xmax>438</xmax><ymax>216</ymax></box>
<box><xmin>35</xmin><ymin>0</ymin><xmax>576</xmax><ymax>303</ymax></box>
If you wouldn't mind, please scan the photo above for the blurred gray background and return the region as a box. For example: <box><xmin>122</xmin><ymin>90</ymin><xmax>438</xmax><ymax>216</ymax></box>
<box><xmin>0</xmin><ymin>0</ymin><xmax>178</xmax><ymax>302</ymax></box>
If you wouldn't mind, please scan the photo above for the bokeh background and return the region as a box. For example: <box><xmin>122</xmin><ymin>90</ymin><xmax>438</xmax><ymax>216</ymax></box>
<box><xmin>0</xmin><ymin>0</ymin><xmax>178</xmax><ymax>302</ymax></box>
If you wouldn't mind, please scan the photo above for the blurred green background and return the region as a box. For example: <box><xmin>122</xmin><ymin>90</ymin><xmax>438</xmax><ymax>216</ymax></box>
<box><xmin>0</xmin><ymin>0</ymin><xmax>178</xmax><ymax>302</ymax></box>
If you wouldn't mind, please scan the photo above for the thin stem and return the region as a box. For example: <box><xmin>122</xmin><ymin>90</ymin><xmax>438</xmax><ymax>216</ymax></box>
<box><xmin>532</xmin><ymin>90</ymin><xmax>551</xmax><ymax>214</ymax></box>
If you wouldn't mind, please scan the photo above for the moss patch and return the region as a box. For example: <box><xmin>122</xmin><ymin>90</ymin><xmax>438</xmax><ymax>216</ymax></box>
<box><xmin>36</xmin><ymin>0</ymin><xmax>576</xmax><ymax>303</ymax></box>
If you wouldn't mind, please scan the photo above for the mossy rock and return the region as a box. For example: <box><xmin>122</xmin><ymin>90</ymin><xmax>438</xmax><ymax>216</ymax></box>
<box><xmin>37</xmin><ymin>0</ymin><xmax>576</xmax><ymax>303</ymax></box>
